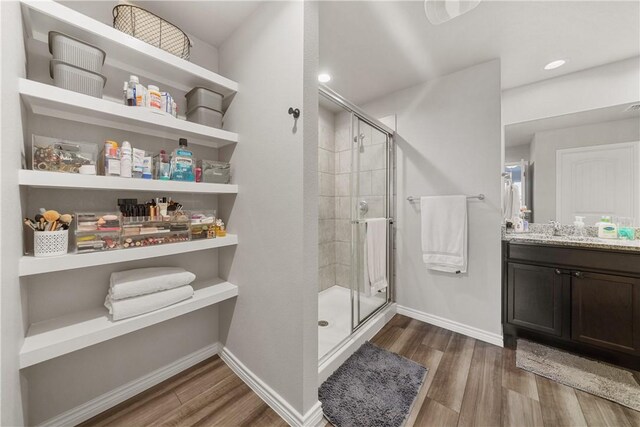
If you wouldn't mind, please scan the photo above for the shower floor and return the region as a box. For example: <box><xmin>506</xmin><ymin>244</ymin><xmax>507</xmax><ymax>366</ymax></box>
<box><xmin>318</xmin><ymin>285</ymin><xmax>387</xmax><ymax>360</ymax></box>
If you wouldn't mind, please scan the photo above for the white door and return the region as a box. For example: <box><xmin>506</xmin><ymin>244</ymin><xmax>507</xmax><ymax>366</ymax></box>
<box><xmin>556</xmin><ymin>141</ymin><xmax>640</xmax><ymax>225</ymax></box>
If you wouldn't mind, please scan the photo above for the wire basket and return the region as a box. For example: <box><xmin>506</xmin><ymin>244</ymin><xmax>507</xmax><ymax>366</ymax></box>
<box><xmin>34</xmin><ymin>230</ymin><xmax>69</xmax><ymax>257</ymax></box>
<box><xmin>113</xmin><ymin>4</ymin><xmax>191</xmax><ymax>61</ymax></box>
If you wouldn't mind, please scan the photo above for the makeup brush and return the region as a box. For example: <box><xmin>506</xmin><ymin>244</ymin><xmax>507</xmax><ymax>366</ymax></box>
<box><xmin>43</xmin><ymin>210</ymin><xmax>60</xmax><ymax>222</ymax></box>
<box><xmin>60</xmin><ymin>214</ymin><xmax>73</xmax><ymax>224</ymax></box>
<box><xmin>23</xmin><ymin>218</ymin><xmax>36</xmax><ymax>231</ymax></box>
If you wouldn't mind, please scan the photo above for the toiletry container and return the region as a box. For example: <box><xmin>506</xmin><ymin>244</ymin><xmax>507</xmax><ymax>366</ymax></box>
<box><xmin>573</xmin><ymin>216</ymin><xmax>586</xmax><ymax>239</ymax></box>
<box><xmin>120</xmin><ymin>141</ymin><xmax>132</xmax><ymax>178</ymax></box>
<box><xmin>147</xmin><ymin>85</ymin><xmax>162</xmax><ymax>111</ymax></box>
<box><xmin>103</xmin><ymin>141</ymin><xmax>120</xmax><ymax>176</ymax></box>
<box><xmin>185</xmin><ymin>87</ymin><xmax>223</xmax><ymax>112</ymax></box>
<box><xmin>170</xmin><ymin>138</ymin><xmax>195</xmax><ymax>182</ymax></box>
<box><xmin>186</xmin><ymin>106</ymin><xmax>223</xmax><ymax>128</ymax></box>
<box><xmin>597</xmin><ymin>216</ymin><xmax>618</xmax><ymax>239</ymax></box>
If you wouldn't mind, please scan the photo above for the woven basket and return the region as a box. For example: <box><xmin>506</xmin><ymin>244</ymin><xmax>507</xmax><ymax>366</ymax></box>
<box><xmin>113</xmin><ymin>4</ymin><xmax>191</xmax><ymax>60</ymax></box>
<box><xmin>34</xmin><ymin>230</ymin><xmax>69</xmax><ymax>257</ymax></box>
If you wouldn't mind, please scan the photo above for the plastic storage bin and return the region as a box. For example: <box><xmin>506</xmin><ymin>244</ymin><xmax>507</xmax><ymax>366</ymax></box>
<box><xmin>113</xmin><ymin>4</ymin><xmax>191</xmax><ymax>60</ymax></box>
<box><xmin>34</xmin><ymin>230</ymin><xmax>69</xmax><ymax>257</ymax></box>
<box><xmin>121</xmin><ymin>211</ymin><xmax>191</xmax><ymax>248</ymax></box>
<box><xmin>48</xmin><ymin>31</ymin><xmax>106</xmax><ymax>73</ymax></box>
<box><xmin>186</xmin><ymin>106</ymin><xmax>222</xmax><ymax>128</ymax></box>
<box><xmin>186</xmin><ymin>87</ymin><xmax>223</xmax><ymax>112</ymax></box>
<box><xmin>190</xmin><ymin>212</ymin><xmax>216</xmax><ymax>239</ymax></box>
<box><xmin>75</xmin><ymin>212</ymin><xmax>122</xmax><ymax>252</ymax></box>
<box><xmin>32</xmin><ymin>135</ymin><xmax>99</xmax><ymax>173</ymax></box>
<box><xmin>197</xmin><ymin>160</ymin><xmax>230</xmax><ymax>184</ymax></box>
<box><xmin>50</xmin><ymin>60</ymin><xmax>107</xmax><ymax>98</ymax></box>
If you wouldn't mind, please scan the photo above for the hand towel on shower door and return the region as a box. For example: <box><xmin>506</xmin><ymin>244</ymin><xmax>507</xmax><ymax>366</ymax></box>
<box><xmin>421</xmin><ymin>195</ymin><xmax>467</xmax><ymax>273</ymax></box>
<box><xmin>365</xmin><ymin>218</ymin><xmax>388</xmax><ymax>295</ymax></box>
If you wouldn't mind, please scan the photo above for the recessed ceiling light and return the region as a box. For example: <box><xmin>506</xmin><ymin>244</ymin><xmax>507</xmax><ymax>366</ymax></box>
<box><xmin>318</xmin><ymin>73</ymin><xmax>331</xmax><ymax>83</ymax></box>
<box><xmin>544</xmin><ymin>60</ymin><xmax>566</xmax><ymax>70</ymax></box>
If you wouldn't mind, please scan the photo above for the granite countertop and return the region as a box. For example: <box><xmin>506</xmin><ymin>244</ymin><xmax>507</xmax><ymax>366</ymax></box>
<box><xmin>503</xmin><ymin>232</ymin><xmax>640</xmax><ymax>253</ymax></box>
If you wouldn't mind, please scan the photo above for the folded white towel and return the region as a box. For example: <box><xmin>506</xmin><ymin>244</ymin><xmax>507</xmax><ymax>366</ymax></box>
<box><xmin>110</xmin><ymin>267</ymin><xmax>196</xmax><ymax>300</ymax></box>
<box><xmin>105</xmin><ymin>285</ymin><xmax>194</xmax><ymax>321</ymax></box>
<box><xmin>421</xmin><ymin>195</ymin><xmax>468</xmax><ymax>274</ymax></box>
<box><xmin>364</xmin><ymin>218</ymin><xmax>388</xmax><ymax>295</ymax></box>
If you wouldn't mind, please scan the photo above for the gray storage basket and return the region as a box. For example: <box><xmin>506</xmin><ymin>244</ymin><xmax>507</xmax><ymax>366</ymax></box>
<box><xmin>50</xmin><ymin>60</ymin><xmax>107</xmax><ymax>98</ymax></box>
<box><xmin>186</xmin><ymin>87</ymin><xmax>223</xmax><ymax>112</ymax></box>
<box><xmin>186</xmin><ymin>106</ymin><xmax>223</xmax><ymax>129</ymax></box>
<box><xmin>113</xmin><ymin>4</ymin><xmax>191</xmax><ymax>60</ymax></box>
<box><xmin>198</xmin><ymin>160</ymin><xmax>230</xmax><ymax>184</ymax></box>
<box><xmin>48</xmin><ymin>31</ymin><xmax>106</xmax><ymax>73</ymax></box>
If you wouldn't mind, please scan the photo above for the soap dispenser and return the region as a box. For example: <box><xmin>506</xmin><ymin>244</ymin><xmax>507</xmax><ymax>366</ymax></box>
<box><xmin>597</xmin><ymin>216</ymin><xmax>618</xmax><ymax>239</ymax></box>
<box><xmin>573</xmin><ymin>216</ymin><xmax>586</xmax><ymax>239</ymax></box>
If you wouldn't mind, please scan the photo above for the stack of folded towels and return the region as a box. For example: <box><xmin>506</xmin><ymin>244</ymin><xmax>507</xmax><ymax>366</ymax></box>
<box><xmin>105</xmin><ymin>267</ymin><xmax>196</xmax><ymax>321</ymax></box>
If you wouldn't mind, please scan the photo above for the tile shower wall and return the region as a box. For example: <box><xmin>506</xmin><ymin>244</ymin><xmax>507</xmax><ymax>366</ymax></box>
<box><xmin>319</xmin><ymin>106</ymin><xmax>336</xmax><ymax>291</ymax></box>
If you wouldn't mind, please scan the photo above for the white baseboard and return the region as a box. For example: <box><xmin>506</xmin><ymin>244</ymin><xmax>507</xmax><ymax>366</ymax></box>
<box><xmin>220</xmin><ymin>347</ymin><xmax>324</xmax><ymax>427</ymax></box>
<box><xmin>318</xmin><ymin>303</ymin><xmax>397</xmax><ymax>385</ymax></box>
<box><xmin>397</xmin><ymin>305</ymin><xmax>504</xmax><ymax>347</ymax></box>
<box><xmin>38</xmin><ymin>342</ymin><xmax>221</xmax><ymax>427</ymax></box>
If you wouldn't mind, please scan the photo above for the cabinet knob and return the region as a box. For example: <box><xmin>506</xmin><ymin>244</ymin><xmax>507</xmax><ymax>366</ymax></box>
<box><xmin>574</xmin><ymin>271</ymin><xmax>583</xmax><ymax>278</ymax></box>
<box><xmin>555</xmin><ymin>269</ymin><xmax>562</xmax><ymax>275</ymax></box>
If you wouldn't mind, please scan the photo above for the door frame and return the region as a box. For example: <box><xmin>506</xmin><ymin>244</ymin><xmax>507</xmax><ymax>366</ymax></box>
<box><xmin>555</xmin><ymin>140</ymin><xmax>640</xmax><ymax>223</ymax></box>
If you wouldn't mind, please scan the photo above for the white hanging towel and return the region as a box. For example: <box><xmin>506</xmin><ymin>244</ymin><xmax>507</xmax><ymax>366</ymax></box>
<box><xmin>364</xmin><ymin>218</ymin><xmax>388</xmax><ymax>295</ymax></box>
<box><xmin>421</xmin><ymin>195</ymin><xmax>468</xmax><ymax>274</ymax></box>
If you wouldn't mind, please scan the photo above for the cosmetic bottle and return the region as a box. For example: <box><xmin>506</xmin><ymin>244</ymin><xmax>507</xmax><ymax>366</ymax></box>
<box><xmin>170</xmin><ymin>138</ymin><xmax>195</xmax><ymax>182</ymax></box>
<box><xmin>573</xmin><ymin>216</ymin><xmax>586</xmax><ymax>239</ymax></box>
<box><xmin>132</xmin><ymin>148</ymin><xmax>145</xmax><ymax>178</ymax></box>
<box><xmin>120</xmin><ymin>141</ymin><xmax>132</xmax><ymax>178</ymax></box>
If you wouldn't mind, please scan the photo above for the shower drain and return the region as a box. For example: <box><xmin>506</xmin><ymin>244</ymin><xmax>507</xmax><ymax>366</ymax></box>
<box><xmin>318</xmin><ymin>320</ymin><xmax>329</xmax><ymax>327</ymax></box>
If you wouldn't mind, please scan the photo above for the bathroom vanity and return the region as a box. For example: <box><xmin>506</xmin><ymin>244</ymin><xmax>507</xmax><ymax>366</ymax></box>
<box><xmin>502</xmin><ymin>233</ymin><xmax>640</xmax><ymax>370</ymax></box>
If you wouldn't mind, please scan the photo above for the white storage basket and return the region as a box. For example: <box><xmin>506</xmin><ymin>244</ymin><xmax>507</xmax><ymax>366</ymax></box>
<box><xmin>34</xmin><ymin>230</ymin><xmax>69</xmax><ymax>257</ymax></box>
<box><xmin>48</xmin><ymin>31</ymin><xmax>106</xmax><ymax>73</ymax></box>
<box><xmin>50</xmin><ymin>60</ymin><xmax>107</xmax><ymax>98</ymax></box>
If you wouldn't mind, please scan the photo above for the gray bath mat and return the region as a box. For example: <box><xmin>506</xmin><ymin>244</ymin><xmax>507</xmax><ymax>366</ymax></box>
<box><xmin>319</xmin><ymin>341</ymin><xmax>427</xmax><ymax>427</ymax></box>
<box><xmin>516</xmin><ymin>339</ymin><xmax>640</xmax><ymax>411</ymax></box>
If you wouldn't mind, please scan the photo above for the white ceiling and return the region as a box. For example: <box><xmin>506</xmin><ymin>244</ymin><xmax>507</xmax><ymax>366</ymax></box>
<box><xmin>60</xmin><ymin>1</ymin><xmax>261</xmax><ymax>47</ymax></box>
<box><xmin>505</xmin><ymin>102</ymin><xmax>640</xmax><ymax>147</ymax></box>
<box><xmin>319</xmin><ymin>0</ymin><xmax>640</xmax><ymax>104</ymax></box>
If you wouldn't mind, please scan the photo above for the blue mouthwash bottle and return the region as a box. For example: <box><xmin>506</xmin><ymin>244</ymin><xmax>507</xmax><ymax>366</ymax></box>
<box><xmin>170</xmin><ymin>138</ymin><xmax>195</xmax><ymax>182</ymax></box>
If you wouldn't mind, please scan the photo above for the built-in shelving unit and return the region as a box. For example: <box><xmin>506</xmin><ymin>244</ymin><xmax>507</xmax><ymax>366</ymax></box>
<box><xmin>19</xmin><ymin>79</ymin><xmax>238</xmax><ymax>148</ymax></box>
<box><xmin>20</xmin><ymin>279</ymin><xmax>239</xmax><ymax>368</ymax></box>
<box><xmin>19</xmin><ymin>235</ymin><xmax>238</xmax><ymax>277</ymax></box>
<box><xmin>17</xmin><ymin>0</ymin><xmax>240</xmax><ymax>385</ymax></box>
<box><xmin>19</xmin><ymin>170</ymin><xmax>239</xmax><ymax>194</ymax></box>
<box><xmin>21</xmin><ymin>0</ymin><xmax>238</xmax><ymax>98</ymax></box>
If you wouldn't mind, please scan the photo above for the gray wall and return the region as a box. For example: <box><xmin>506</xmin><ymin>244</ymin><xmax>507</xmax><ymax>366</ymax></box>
<box><xmin>531</xmin><ymin>117</ymin><xmax>640</xmax><ymax>223</ymax></box>
<box><xmin>1</xmin><ymin>1</ymin><xmax>28</xmax><ymax>424</ymax></box>
<box><xmin>505</xmin><ymin>143</ymin><xmax>531</xmax><ymax>163</ymax></box>
<box><xmin>362</xmin><ymin>60</ymin><xmax>503</xmax><ymax>340</ymax></box>
<box><xmin>218</xmin><ymin>0</ymin><xmax>320</xmax><ymax>417</ymax></box>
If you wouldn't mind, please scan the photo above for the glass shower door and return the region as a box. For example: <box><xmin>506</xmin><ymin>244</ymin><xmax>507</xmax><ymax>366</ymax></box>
<box><xmin>350</xmin><ymin>117</ymin><xmax>391</xmax><ymax>329</ymax></box>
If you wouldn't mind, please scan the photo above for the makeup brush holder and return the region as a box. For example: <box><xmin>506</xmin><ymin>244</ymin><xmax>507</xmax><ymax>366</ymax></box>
<box><xmin>34</xmin><ymin>229</ymin><xmax>69</xmax><ymax>257</ymax></box>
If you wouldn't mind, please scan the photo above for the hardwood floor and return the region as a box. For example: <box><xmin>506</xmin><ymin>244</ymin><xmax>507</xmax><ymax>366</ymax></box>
<box><xmin>372</xmin><ymin>315</ymin><xmax>639</xmax><ymax>427</ymax></box>
<box><xmin>82</xmin><ymin>314</ymin><xmax>639</xmax><ymax>426</ymax></box>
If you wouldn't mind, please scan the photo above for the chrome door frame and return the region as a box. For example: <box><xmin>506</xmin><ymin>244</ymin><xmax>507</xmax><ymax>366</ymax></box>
<box><xmin>319</xmin><ymin>85</ymin><xmax>396</xmax><ymax>333</ymax></box>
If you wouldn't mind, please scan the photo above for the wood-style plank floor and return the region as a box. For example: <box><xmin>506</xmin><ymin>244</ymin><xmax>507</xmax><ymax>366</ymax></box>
<box><xmin>82</xmin><ymin>314</ymin><xmax>639</xmax><ymax>426</ymax></box>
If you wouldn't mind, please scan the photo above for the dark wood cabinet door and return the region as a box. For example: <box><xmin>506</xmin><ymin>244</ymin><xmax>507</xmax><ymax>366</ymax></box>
<box><xmin>507</xmin><ymin>263</ymin><xmax>563</xmax><ymax>336</ymax></box>
<box><xmin>572</xmin><ymin>272</ymin><xmax>640</xmax><ymax>355</ymax></box>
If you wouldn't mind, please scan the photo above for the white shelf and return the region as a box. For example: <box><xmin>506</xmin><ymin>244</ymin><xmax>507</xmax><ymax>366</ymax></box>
<box><xmin>19</xmin><ymin>235</ymin><xmax>238</xmax><ymax>277</ymax></box>
<box><xmin>20</xmin><ymin>79</ymin><xmax>238</xmax><ymax>148</ymax></box>
<box><xmin>19</xmin><ymin>170</ymin><xmax>238</xmax><ymax>194</ymax></box>
<box><xmin>20</xmin><ymin>279</ymin><xmax>238</xmax><ymax>368</ymax></box>
<box><xmin>21</xmin><ymin>0</ymin><xmax>238</xmax><ymax>98</ymax></box>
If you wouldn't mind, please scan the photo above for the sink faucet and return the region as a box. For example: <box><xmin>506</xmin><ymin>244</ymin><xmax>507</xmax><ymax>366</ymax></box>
<box><xmin>549</xmin><ymin>220</ymin><xmax>562</xmax><ymax>236</ymax></box>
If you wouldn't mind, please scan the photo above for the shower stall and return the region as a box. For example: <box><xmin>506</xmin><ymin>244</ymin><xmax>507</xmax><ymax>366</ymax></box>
<box><xmin>317</xmin><ymin>86</ymin><xmax>395</xmax><ymax>362</ymax></box>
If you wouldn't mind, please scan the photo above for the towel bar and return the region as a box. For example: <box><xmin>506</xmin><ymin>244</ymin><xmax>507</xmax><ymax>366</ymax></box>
<box><xmin>406</xmin><ymin>194</ymin><xmax>484</xmax><ymax>202</ymax></box>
